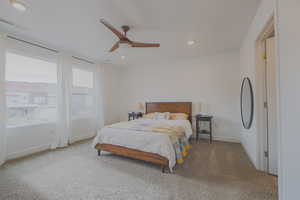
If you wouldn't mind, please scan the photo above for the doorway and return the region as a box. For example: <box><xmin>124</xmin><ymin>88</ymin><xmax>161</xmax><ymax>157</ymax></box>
<box><xmin>256</xmin><ymin>17</ymin><xmax>279</xmax><ymax>176</ymax></box>
<box><xmin>265</xmin><ymin>36</ymin><xmax>278</xmax><ymax>175</ymax></box>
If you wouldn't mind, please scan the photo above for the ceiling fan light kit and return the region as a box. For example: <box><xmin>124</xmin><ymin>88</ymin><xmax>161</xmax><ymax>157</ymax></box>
<box><xmin>100</xmin><ymin>19</ymin><xmax>160</xmax><ymax>52</ymax></box>
<box><xmin>10</xmin><ymin>0</ymin><xmax>27</xmax><ymax>12</ymax></box>
<box><xmin>118</xmin><ymin>43</ymin><xmax>131</xmax><ymax>48</ymax></box>
<box><xmin>187</xmin><ymin>40</ymin><xmax>195</xmax><ymax>45</ymax></box>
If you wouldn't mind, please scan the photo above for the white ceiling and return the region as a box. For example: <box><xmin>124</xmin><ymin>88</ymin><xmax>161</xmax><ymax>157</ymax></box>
<box><xmin>0</xmin><ymin>0</ymin><xmax>261</xmax><ymax>66</ymax></box>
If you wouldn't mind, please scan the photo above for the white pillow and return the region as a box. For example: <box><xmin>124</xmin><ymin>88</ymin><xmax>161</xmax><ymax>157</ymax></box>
<box><xmin>165</xmin><ymin>112</ymin><xmax>170</xmax><ymax>120</ymax></box>
<box><xmin>154</xmin><ymin>112</ymin><xmax>170</xmax><ymax>120</ymax></box>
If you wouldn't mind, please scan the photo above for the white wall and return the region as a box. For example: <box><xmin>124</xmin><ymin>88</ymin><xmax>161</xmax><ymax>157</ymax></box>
<box><xmin>239</xmin><ymin>0</ymin><xmax>275</xmax><ymax>168</ymax></box>
<box><xmin>119</xmin><ymin>51</ymin><xmax>241</xmax><ymax>142</ymax></box>
<box><xmin>276</xmin><ymin>0</ymin><xmax>300</xmax><ymax>199</ymax></box>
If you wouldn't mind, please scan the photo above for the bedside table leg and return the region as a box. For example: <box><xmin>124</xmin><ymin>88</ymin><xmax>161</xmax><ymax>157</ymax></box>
<box><xmin>196</xmin><ymin>120</ymin><xmax>199</xmax><ymax>142</ymax></box>
<box><xmin>210</xmin><ymin>121</ymin><xmax>212</xmax><ymax>144</ymax></box>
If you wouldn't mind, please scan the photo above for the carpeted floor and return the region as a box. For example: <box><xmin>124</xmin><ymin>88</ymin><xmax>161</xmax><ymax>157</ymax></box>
<box><xmin>0</xmin><ymin>140</ymin><xmax>277</xmax><ymax>200</ymax></box>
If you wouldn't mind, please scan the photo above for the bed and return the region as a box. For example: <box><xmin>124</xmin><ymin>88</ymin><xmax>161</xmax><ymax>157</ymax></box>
<box><xmin>93</xmin><ymin>102</ymin><xmax>192</xmax><ymax>172</ymax></box>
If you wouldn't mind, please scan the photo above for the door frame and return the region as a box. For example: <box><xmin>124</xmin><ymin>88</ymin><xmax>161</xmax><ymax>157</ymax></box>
<box><xmin>255</xmin><ymin>16</ymin><xmax>280</xmax><ymax>174</ymax></box>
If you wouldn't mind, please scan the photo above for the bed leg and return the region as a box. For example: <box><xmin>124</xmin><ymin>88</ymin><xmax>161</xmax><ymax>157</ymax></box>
<box><xmin>162</xmin><ymin>165</ymin><xmax>166</xmax><ymax>173</ymax></box>
<box><xmin>97</xmin><ymin>150</ymin><xmax>101</xmax><ymax>156</ymax></box>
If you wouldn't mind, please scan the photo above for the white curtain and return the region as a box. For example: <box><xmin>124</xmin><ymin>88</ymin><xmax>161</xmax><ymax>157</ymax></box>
<box><xmin>52</xmin><ymin>57</ymin><xmax>104</xmax><ymax>147</ymax></box>
<box><xmin>95</xmin><ymin>64</ymin><xmax>104</xmax><ymax>130</ymax></box>
<box><xmin>52</xmin><ymin>54</ymin><xmax>72</xmax><ymax>149</ymax></box>
<box><xmin>0</xmin><ymin>34</ymin><xmax>104</xmax><ymax>164</ymax></box>
<box><xmin>69</xmin><ymin>59</ymin><xmax>99</xmax><ymax>143</ymax></box>
<box><xmin>0</xmin><ymin>35</ymin><xmax>7</xmax><ymax>166</ymax></box>
<box><xmin>52</xmin><ymin>54</ymin><xmax>104</xmax><ymax>149</ymax></box>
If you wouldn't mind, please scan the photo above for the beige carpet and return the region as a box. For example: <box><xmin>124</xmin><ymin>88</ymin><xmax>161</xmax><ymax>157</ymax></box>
<box><xmin>0</xmin><ymin>140</ymin><xmax>277</xmax><ymax>200</ymax></box>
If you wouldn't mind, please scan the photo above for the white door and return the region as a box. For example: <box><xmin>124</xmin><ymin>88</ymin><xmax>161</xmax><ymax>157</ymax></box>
<box><xmin>266</xmin><ymin>37</ymin><xmax>278</xmax><ymax>175</ymax></box>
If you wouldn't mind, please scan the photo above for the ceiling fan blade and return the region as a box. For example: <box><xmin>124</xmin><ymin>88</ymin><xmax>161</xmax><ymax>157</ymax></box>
<box><xmin>109</xmin><ymin>41</ymin><xmax>120</xmax><ymax>52</ymax></box>
<box><xmin>131</xmin><ymin>42</ymin><xmax>160</xmax><ymax>48</ymax></box>
<box><xmin>100</xmin><ymin>19</ymin><xmax>126</xmax><ymax>39</ymax></box>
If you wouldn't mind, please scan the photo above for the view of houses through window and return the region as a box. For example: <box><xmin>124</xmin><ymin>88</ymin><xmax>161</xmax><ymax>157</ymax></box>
<box><xmin>71</xmin><ymin>68</ymin><xmax>94</xmax><ymax>119</ymax></box>
<box><xmin>5</xmin><ymin>52</ymin><xmax>96</xmax><ymax>127</ymax></box>
<box><xmin>5</xmin><ymin>52</ymin><xmax>57</xmax><ymax>127</ymax></box>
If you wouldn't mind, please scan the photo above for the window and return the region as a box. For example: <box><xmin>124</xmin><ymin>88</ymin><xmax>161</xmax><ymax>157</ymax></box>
<box><xmin>71</xmin><ymin>68</ymin><xmax>94</xmax><ymax>118</ymax></box>
<box><xmin>5</xmin><ymin>52</ymin><xmax>57</xmax><ymax>127</ymax></box>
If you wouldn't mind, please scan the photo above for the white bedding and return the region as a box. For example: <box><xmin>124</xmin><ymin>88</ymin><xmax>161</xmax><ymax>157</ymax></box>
<box><xmin>93</xmin><ymin>119</ymin><xmax>193</xmax><ymax>170</ymax></box>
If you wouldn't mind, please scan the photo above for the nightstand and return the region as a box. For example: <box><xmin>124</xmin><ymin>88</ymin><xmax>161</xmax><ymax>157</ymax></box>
<box><xmin>195</xmin><ymin>114</ymin><xmax>213</xmax><ymax>143</ymax></box>
<box><xmin>128</xmin><ymin>112</ymin><xmax>143</xmax><ymax>121</ymax></box>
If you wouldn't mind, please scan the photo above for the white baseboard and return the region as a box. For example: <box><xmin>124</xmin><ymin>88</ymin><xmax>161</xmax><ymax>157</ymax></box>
<box><xmin>69</xmin><ymin>133</ymin><xmax>96</xmax><ymax>144</ymax></box>
<box><xmin>213</xmin><ymin>136</ymin><xmax>240</xmax><ymax>143</ymax></box>
<box><xmin>240</xmin><ymin>140</ymin><xmax>258</xmax><ymax>169</ymax></box>
<box><xmin>5</xmin><ymin>133</ymin><xmax>239</xmax><ymax>162</ymax></box>
<box><xmin>7</xmin><ymin>144</ymin><xmax>51</xmax><ymax>160</ymax></box>
<box><xmin>197</xmin><ymin>134</ymin><xmax>240</xmax><ymax>143</ymax></box>
<box><xmin>6</xmin><ymin>133</ymin><xmax>96</xmax><ymax>161</ymax></box>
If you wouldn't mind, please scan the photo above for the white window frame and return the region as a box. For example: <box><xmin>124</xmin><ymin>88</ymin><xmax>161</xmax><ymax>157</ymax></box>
<box><xmin>5</xmin><ymin>38</ymin><xmax>59</xmax><ymax>128</ymax></box>
<box><xmin>70</xmin><ymin>59</ymin><xmax>97</xmax><ymax>120</ymax></box>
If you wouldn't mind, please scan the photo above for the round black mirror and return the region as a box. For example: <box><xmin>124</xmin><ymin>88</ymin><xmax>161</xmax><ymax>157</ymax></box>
<box><xmin>240</xmin><ymin>77</ymin><xmax>254</xmax><ymax>129</ymax></box>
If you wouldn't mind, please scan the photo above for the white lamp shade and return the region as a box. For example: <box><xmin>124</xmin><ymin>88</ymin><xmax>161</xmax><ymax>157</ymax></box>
<box><xmin>194</xmin><ymin>102</ymin><xmax>202</xmax><ymax>114</ymax></box>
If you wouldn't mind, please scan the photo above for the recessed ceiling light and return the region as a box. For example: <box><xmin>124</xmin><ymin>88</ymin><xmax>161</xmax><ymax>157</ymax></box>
<box><xmin>121</xmin><ymin>55</ymin><xmax>126</xmax><ymax>59</ymax></box>
<box><xmin>187</xmin><ymin>40</ymin><xmax>195</xmax><ymax>45</ymax></box>
<box><xmin>10</xmin><ymin>0</ymin><xmax>27</xmax><ymax>12</ymax></box>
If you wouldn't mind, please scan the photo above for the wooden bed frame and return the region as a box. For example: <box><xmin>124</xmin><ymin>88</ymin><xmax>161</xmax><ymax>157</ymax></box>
<box><xmin>95</xmin><ymin>102</ymin><xmax>192</xmax><ymax>172</ymax></box>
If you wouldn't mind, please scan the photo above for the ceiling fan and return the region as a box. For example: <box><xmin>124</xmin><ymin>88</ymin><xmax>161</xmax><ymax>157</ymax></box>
<box><xmin>100</xmin><ymin>19</ymin><xmax>160</xmax><ymax>52</ymax></box>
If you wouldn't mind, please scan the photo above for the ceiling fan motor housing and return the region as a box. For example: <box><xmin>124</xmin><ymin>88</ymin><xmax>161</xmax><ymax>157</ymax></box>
<box><xmin>121</xmin><ymin>25</ymin><xmax>130</xmax><ymax>36</ymax></box>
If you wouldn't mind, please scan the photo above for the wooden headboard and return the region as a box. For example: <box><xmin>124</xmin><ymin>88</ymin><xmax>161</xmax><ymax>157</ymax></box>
<box><xmin>145</xmin><ymin>102</ymin><xmax>192</xmax><ymax>123</ymax></box>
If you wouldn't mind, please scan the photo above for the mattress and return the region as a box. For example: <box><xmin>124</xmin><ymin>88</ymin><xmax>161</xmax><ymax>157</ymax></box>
<box><xmin>93</xmin><ymin>119</ymin><xmax>193</xmax><ymax>170</ymax></box>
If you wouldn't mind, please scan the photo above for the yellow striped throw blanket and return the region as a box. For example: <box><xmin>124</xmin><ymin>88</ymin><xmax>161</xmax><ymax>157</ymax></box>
<box><xmin>108</xmin><ymin>120</ymin><xmax>191</xmax><ymax>164</ymax></box>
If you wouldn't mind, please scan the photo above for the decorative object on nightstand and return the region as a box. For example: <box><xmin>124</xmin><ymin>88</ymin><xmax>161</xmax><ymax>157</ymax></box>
<box><xmin>193</xmin><ymin>102</ymin><xmax>202</xmax><ymax>115</ymax></box>
<box><xmin>195</xmin><ymin>114</ymin><xmax>213</xmax><ymax>143</ymax></box>
<box><xmin>128</xmin><ymin>112</ymin><xmax>143</xmax><ymax>121</ymax></box>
